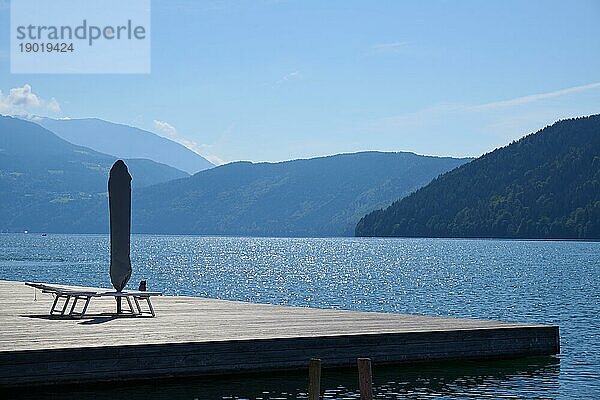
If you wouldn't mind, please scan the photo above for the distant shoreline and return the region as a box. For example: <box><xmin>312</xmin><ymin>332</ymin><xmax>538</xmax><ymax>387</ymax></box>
<box><xmin>1</xmin><ymin>231</ymin><xmax>598</xmax><ymax>243</ymax></box>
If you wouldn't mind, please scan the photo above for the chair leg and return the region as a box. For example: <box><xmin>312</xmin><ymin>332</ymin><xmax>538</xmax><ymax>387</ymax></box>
<box><xmin>80</xmin><ymin>296</ymin><xmax>91</xmax><ymax>318</ymax></box>
<box><xmin>50</xmin><ymin>294</ymin><xmax>60</xmax><ymax>315</ymax></box>
<box><xmin>125</xmin><ymin>296</ymin><xmax>136</xmax><ymax>315</ymax></box>
<box><xmin>146</xmin><ymin>297</ymin><xmax>155</xmax><ymax>317</ymax></box>
<box><xmin>133</xmin><ymin>297</ymin><xmax>142</xmax><ymax>314</ymax></box>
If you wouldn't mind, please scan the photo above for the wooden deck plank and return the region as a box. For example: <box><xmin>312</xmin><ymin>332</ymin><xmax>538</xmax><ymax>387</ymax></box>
<box><xmin>0</xmin><ymin>280</ymin><xmax>559</xmax><ymax>386</ymax></box>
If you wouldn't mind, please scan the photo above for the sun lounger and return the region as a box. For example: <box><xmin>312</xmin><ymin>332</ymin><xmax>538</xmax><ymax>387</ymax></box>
<box><xmin>25</xmin><ymin>282</ymin><xmax>161</xmax><ymax>318</ymax></box>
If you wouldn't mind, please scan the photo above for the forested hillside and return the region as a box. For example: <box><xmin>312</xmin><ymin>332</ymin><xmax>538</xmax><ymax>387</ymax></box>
<box><xmin>356</xmin><ymin>115</ymin><xmax>600</xmax><ymax>239</ymax></box>
<box><xmin>0</xmin><ymin>116</ymin><xmax>188</xmax><ymax>233</ymax></box>
<box><xmin>134</xmin><ymin>152</ymin><xmax>471</xmax><ymax>236</ymax></box>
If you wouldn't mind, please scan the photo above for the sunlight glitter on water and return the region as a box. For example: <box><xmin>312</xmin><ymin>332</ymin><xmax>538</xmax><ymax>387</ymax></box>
<box><xmin>1</xmin><ymin>234</ymin><xmax>598</xmax><ymax>398</ymax></box>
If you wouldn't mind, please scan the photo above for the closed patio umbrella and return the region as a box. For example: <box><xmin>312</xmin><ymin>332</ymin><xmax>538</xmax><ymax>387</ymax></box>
<box><xmin>108</xmin><ymin>160</ymin><xmax>132</xmax><ymax>313</ymax></box>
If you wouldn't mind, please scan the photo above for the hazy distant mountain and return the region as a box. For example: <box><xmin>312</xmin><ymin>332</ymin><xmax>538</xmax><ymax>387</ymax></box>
<box><xmin>133</xmin><ymin>152</ymin><xmax>472</xmax><ymax>236</ymax></box>
<box><xmin>36</xmin><ymin>117</ymin><xmax>214</xmax><ymax>174</ymax></box>
<box><xmin>0</xmin><ymin>115</ymin><xmax>188</xmax><ymax>232</ymax></box>
<box><xmin>356</xmin><ymin>115</ymin><xmax>600</xmax><ymax>239</ymax></box>
<box><xmin>1</xmin><ymin>116</ymin><xmax>471</xmax><ymax>235</ymax></box>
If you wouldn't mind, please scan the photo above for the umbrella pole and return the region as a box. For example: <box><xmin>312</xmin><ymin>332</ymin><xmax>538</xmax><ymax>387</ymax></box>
<box><xmin>116</xmin><ymin>297</ymin><xmax>122</xmax><ymax>314</ymax></box>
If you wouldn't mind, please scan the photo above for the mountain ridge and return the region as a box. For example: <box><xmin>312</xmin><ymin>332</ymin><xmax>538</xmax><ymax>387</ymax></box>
<box><xmin>35</xmin><ymin>117</ymin><xmax>214</xmax><ymax>174</ymax></box>
<box><xmin>1</xmin><ymin>116</ymin><xmax>474</xmax><ymax>236</ymax></box>
<box><xmin>133</xmin><ymin>151</ymin><xmax>473</xmax><ymax>236</ymax></box>
<box><xmin>0</xmin><ymin>115</ymin><xmax>189</xmax><ymax>232</ymax></box>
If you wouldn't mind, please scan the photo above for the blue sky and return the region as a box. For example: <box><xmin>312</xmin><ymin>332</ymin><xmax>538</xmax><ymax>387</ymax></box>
<box><xmin>1</xmin><ymin>0</ymin><xmax>599</xmax><ymax>164</ymax></box>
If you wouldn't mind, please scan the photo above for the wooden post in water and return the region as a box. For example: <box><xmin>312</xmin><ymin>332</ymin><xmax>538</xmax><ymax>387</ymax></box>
<box><xmin>357</xmin><ymin>358</ymin><xmax>372</xmax><ymax>400</ymax></box>
<box><xmin>308</xmin><ymin>358</ymin><xmax>321</xmax><ymax>400</ymax></box>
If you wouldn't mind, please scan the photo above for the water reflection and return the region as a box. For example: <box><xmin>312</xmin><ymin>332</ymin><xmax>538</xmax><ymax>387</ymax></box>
<box><xmin>8</xmin><ymin>356</ymin><xmax>559</xmax><ymax>400</ymax></box>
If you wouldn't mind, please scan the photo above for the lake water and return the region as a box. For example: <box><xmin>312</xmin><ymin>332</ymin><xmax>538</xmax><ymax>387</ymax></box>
<box><xmin>1</xmin><ymin>234</ymin><xmax>599</xmax><ymax>399</ymax></box>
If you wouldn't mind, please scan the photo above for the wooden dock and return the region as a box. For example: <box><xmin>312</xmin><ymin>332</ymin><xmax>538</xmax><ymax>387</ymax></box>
<box><xmin>0</xmin><ymin>279</ymin><xmax>559</xmax><ymax>387</ymax></box>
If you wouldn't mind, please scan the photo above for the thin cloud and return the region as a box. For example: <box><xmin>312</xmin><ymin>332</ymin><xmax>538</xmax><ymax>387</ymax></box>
<box><xmin>372</xmin><ymin>41</ymin><xmax>410</xmax><ymax>52</ymax></box>
<box><xmin>378</xmin><ymin>81</ymin><xmax>600</xmax><ymax>124</ymax></box>
<box><xmin>366</xmin><ymin>81</ymin><xmax>600</xmax><ymax>158</ymax></box>
<box><xmin>153</xmin><ymin>119</ymin><xmax>224</xmax><ymax>165</ymax></box>
<box><xmin>153</xmin><ymin>119</ymin><xmax>177</xmax><ymax>138</ymax></box>
<box><xmin>469</xmin><ymin>82</ymin><xmax>600</xmax><ymax>111</ymax></box>
<box><xmin>276</xmin><ymin>71</ymin><xmax>301</xmax><ymax>84</ymax></box>
<box><xmin>197</xmin><ymin>150</ymin><xmax>226</xmax><ymax>166</ymax></box>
